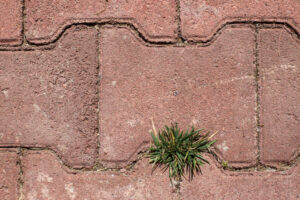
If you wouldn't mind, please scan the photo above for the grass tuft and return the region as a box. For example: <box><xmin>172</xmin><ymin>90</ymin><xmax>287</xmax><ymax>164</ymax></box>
<box><xmin>146</xmin><ymin>121</ymin><xmax>216</xmax><ymax>184</ymax></box>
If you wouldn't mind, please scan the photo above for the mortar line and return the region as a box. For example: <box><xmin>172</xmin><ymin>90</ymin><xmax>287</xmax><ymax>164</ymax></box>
<box><xmin>1</xmin><ymin>21</ymin><xmax>300</xmax><ymax>51</ymax></box>
<box><xmin>20</xmin><ymin>0</ymin><xmax>29</xmax><ymax>49</ymax></box>
<box><xmin>17</xmin><ymin>148</ymin><xmax>24</xmax><ymax>200</ymax></box>
<box><xmin>95</xmin><ymin>25</ymin><xmax>101</xmax><ymax>167</ymax></box>
<box><xmin>175</xmin><ymin>0</ymin><xmax>184</xmax><ymax>42</ymax></box>
<box><xmin>254</xmin><ymin>24</ymin><xmax>262</xmax><ymax>165</ymax></box>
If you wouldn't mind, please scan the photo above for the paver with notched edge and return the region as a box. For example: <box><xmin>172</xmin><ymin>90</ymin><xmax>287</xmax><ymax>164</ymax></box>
<box><xmin>259</xmin><ymin>28</ymin><xmax>300</xmax><ymax>166</ymax></box>
<box><xmin>180</xmin><ymin>0</ymin><xmax>300</xmax><ymax>41</ymax></box>
<box><xmin>22</xmin><ymin>151</ymin><xmax>177</xmax><ymax>200</ymax></box>
<box><xmin>0</xmin><ymin>150</ymin><xmax>19</xmax><ymax>200</ymax></box>
<box><xmin>0</xmin><ymin>0</ymin><xmax>22</xmax><ymax>46</ymax></box>
<box><xmin>181</xmin><ymin>155</ymin><xmax>300</xmax><ymax>200</ymax></box>
<box><xmin>99</xmin><ymin>26</ymin><xmax>257</xmax><ymax>168</ymax></box>
<box><xmin>25</xmin><ymin>0</ymin><xmax>177</xmax><ymax>44</ymax></box>
<box><xmin>0</xmin><ymin>26</ymin><xmax>98</xmax><ymax>168</ymax></box>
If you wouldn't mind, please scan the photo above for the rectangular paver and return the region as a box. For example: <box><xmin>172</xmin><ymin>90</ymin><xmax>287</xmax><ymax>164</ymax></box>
<box><xmin>99</xmin><ymin>26</ymin><xmax>257</xmax><ymax>168</ymax></box>
<box><xmin>0</xmin><ymin>150</ymin><xmax>19</xmax><ymax>200</ymax></box>
<box><xmin>0</xmin><ymin>0</ymin><xmax>22</xmax><ymax>46</ymax></box>
<box><xmin>181</xmin><ymin>155</ymin><xmax>300</xmax><ymax>200</ymax></box>
<box><xmin>25</xmin><ymin>0</ymin><xmax>177</xmax><ymax>44</ymax></box>
<box><xmin>22</xmin><ymin>151</ymin><xmax>177</xmax><ymax>200</ymax></box>
<box><xmin>259</xmin><ymin>28</ymin><xmax>300</xmax><ymax>166</ymax></box>
<box><xmin>0</xmin><ymin>26</ymin><xmax>98</xmax><ymax>168</ymax></box>
<box><xmin>180</xmin><ymin>0</ymin><xmax>300</xmax><ymax>41</ymax></box>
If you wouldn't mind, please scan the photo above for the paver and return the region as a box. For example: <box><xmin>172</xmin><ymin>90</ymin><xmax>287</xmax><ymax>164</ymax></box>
<box><xmin>259</xmin><ymin>28</ymin><xmax>300</xmax><ymax>166</ymax></box>
<box><xmin>181</xmin><ymin>155</ymin><xmax>300</xmax><ymax>200</ymax></box>
<box><xmin>0</xmin><ymin>26</ymin><xmax>98</xmax><ymax>168</ymax></box>
<box><xmin>99</xmin><ymin>26</ymin><xmax>257</xmax><ymax>168</ymax></box>
<box><xmin>0</xmin><ymin>150</ymin><xmax>19</xmax><ymax>200</ymax></box>
<box><xmin>180</xmin><ymin>0</ymin><xmax>300</xmax><ymax>41</ymax></box>
<box><xmin>0</xmin><ymin>0</ymin><xmax>22</xmax><ymax>46</ymax></box>
<box><xmin>25</xmin><ymin>0</ymin><xmax>177</xmax><ymax>44</ymax></box>
<box><xmin>22</xmin><ymin>151</ymin><xmax>177</xmax><ymax>200</ymax></box>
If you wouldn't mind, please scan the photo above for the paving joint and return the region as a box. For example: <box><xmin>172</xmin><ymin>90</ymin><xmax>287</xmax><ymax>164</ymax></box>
<box><xmin>254</xmin><ymin>24</ymin><xmax>262</xmax><ymax>166</ymax></box>
<box><xmin>175</xmin><ymin>0</ymin><xmax>184</xmax><ymax>43</ymax></box>
<box><xmin>17</xmin><ymin>148</ymin><xmax>24</xmax><ymax>200</ymax></box>
<box><xmin>1</xmin><ymin>22</ymin><xmax>300</xmax><ymax>51</ymax></box>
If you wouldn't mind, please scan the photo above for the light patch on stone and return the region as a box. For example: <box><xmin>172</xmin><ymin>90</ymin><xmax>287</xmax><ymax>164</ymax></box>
<box><xmin>27</xmin><ymin>190</ymin><xmax>37</xmax><ymax>200</ymax></box>
<box><xmin>33</xmin><ymin>104</ymin><xmax>41</xmax><ymax>112</ymax></box>
<box><xmin>41</xmin><ymin>185</ymin><xmax>50</xmax><ymax>199</ymax></box>
<box><xmin>190</xmin><ymin>119</ymin><xmax>198</xmax><ymax>125</ymax></box>
<box><xmin>127</xmin><ymin>119</ymin><xmax>137</xmax><ymax>127</ymax></box>
<box><xmin>65</xmin><ymin>183</ymin><xmax>77</xmax><ymax>200</ymax></box>
<box><xmin>217</xmin><ymin>141</ymin><xmax>229</xmax><ymax>152</ymax></box>
<box><xmin>111</xmin><ymin>80</ymin><xmax>117</xmax><ymax>86</ymax></box>
<box><xmin>2</xmin><ymin>90</ymin><xmax>8</xmax><ymax>98</ymax></box>
<box><xmin>280</xmin><ymin>64</ymin><xmax>297</xmax><ymax>71</ymax></box>
<box><xmin>37</xmin><ymin>172</ymin><xmax>53</xmax><ymax>183</ymax></box>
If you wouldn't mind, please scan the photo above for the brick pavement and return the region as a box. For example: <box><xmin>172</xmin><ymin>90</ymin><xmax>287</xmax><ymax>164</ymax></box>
<box><xmin>0</xmin><ymin>0</ymin><xmax>299</xmax><ymax>199</ymax></box>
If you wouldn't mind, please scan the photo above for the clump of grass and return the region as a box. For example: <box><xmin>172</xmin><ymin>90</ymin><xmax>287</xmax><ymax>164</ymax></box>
<box><xmin>146</xmin><ymin>120</ymin><xmax>216</xmax><ymax>187</ymax></box>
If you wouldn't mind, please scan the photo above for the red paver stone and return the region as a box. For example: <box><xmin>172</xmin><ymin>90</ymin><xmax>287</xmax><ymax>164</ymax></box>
<box><xmin>25</xmin><ymin>0</ymin><xmax>177</xmax><ymax>44</ymax></box>
<box><xmin>99</xmin><ymin>26</ymin><xmax>257</xmax><ymax>168</ymax></box>
<box><xmin>180</xmin><ymin>0</ymin><xmax>300</xmax><ymax>41</ymax></box>
<box><xmin>22</xmin><ymin>151</ymin><xmax>177</xmax><ymax>200</ymax></box>
<box><xmin>181</xmin><ymin>155</ymin><xmax>300</xmax><ymax>200</ymax></box>
<box><xmin>0</xmin><ymin>26</ymin><xmax>98</xmax><ymax>168</ymax></box>
<box><xmin>259</xmin><ymin>28</ymin><xmax>300</xmax><ymax>165</ymax></box>
<box><xmin>0</xmin><ymin>0</ymin><xmax>22</xmax><ymax>46</ymax></box>
<box><xmin>0</xmin><ymin>150</ymin><xmax>19</xmax><ymax>200</ymax></box>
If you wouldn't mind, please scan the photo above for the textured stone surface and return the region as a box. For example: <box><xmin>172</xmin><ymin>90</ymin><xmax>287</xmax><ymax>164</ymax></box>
<box><xmin>180</xmin><ymin>0</ymin><xmax>300</xmax><ymax>41</ymax></box>
<box><xmin>181</xmin><ymin>155</ymin><xmax>300</xmax><ymax>200</ymax></box>
<box><xmin>99</xmin><ymin>26</ymin><xmax>257</xmax><ymax>167</ymax></box>
<box><xmin>25</xmin><ymin>0</ymin><xmax>177</xmax><ymax>44</ymax></box>
<box><xmin>0</xmin><ymin>26</ymin><xmax>98</xmax><ymax>168</ymax></box>
<box><xmin>0</xmin><ymin>150</ymin><xmax>19</xmax><ymax>200</ymax></box>
<box><xmin>0</xmin><ymin>0</ymin><xmax>22</xmax><ymax>46</ymax></box>
<box><xmin>259</xmin><ymin>28</ymin><xmax>300</xmax><ymax>165</ymax></box>
<box><xmin>22</xmin><ymin>151</ymin><xmax>177</xmax><ymax>200</ymax></box>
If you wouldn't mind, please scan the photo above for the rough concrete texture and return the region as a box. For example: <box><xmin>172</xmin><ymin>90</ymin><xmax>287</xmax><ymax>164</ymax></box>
<box><xmin>259</xmin><ymin>28</ymin><xmax>300</xmax><ymax>166</ymax></box>
<box><xmin>0</xmin><ymin>26</ymin><xmax>98</xmax><ymax>168</ymax></box>
<box><xmin>0</xmin><ymin>150</ymin><xmax>19</xmax><ymax>200</ymax></box>
<box><xmin>180</xmin><ymin>0</ymin><xmax>300</xmax><ymax>41</ymax></box>
<box><xmin>181</xmin><ymin>155</ymin><xmax>300</xmax><ymax>200</ymax></box>
<box><xmin>22</xmin><ymin>151</ymin><xmax>177</xmax><ymax>200</ymax></box>
<box><xmin>0</xmin><ymin>0</ymin><xmax>22</xmax><ymax>46</ymax></box>
<box><xmin>0</xmin><ymin>0</ymin><xmax>300</xmax><ymax>199</ymax></box>
<box><xmin>25</xmin><ymin>0</ymin><xmax>177</xmax><ymax>44</ymax></box>
<box><xmin>99</xmin><ymin>26</ymin><xmax>257</xmax><ymax>168</ymax></box>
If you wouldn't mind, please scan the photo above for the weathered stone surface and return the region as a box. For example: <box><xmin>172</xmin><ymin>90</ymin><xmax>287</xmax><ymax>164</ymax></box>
<box><xmin>99</xmin><ymin>26</ymin><xmax>257</xmax><ymax>167</ymax></box>
<box><xmin>259</xmin><ymin>28</ymin><xmax>300</xmax><ymax>165</ymax></box>
<box><xmin>0</xmin><ymin>150</ymin><xmax>19</xmax><ymax>200</ymax></box>
<box><xmin>0</xmin><ymin>0</ymin><xmax>22</xmax><ymax>46</ymax></box>
<box><xmin>25</xmin><ymin>0</ymin><xmax>177</xmax><ymax>44</ymax></box>
<box><xmin>22</xmin><ymin>151</ymin><xmax>177</xmax><ymax>200</ymax></box>
<box><xmin>180</xmin><ymin>0</ymin><xmax>300</xmax><ymax>41</ymax></box>
<box><xmin>181</xmin><ymin>155</ymin><xmax>300</xmax><ymax>200</ymax></box>
<box><xmin>0</xmin><ymin>26</ymin><xmax>98</xmax><ymax>168</ymax></box>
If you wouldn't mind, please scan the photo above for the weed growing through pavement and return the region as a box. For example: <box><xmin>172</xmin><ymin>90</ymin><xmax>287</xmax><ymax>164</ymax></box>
<box><xmin>146</xmin><ymin>119</ymin><xmax>217</xmax><ymax>189</ymax></box>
